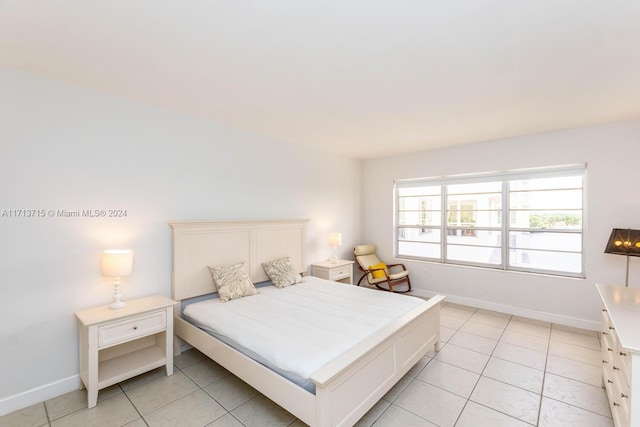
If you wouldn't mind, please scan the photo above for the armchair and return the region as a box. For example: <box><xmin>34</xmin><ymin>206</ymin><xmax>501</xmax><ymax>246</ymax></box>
<box><xmin>353</xmin><ymin>244</ymin><xmax>411</xmax><ymax>293</ymax></box>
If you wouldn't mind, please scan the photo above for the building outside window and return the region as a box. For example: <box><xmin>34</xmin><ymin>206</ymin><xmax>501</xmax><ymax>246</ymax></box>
<box><xmin>395</xmin><ymin>165</ymin><xmax>585</xmax><ymax>277</ymax></box>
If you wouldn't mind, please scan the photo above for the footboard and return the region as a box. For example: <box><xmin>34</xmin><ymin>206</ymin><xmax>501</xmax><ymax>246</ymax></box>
<box><xmin>311</xmin><ymin>295</ymin><xmax>444</xmax><ymax>427</ymax></box>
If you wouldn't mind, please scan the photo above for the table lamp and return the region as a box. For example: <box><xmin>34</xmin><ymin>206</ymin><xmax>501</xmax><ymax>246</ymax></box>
<box><xmin>604</xmin><ymin>228</ymin><xmax>640</xmax><ymax>287</ymax></box>
<box><xmin>101</xmin><ymin>249</ymin><xmax>133</xmax><ymax>309</ymax></box>
<box><xmin>328</xmin><ymin>233</ymin><xmax>342</xmax><ymax>264</ymax></box>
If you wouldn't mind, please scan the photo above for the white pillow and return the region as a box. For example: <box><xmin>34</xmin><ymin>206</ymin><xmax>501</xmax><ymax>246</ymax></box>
<box><xmin>209</xmin><ymin>262</ymin><xmax>258</xmax><ymax>302</ymax></box>
<box><xmin>262</xmin><ymin>257</ymin><xmax>304</xmax><ymax>288</ymax></box>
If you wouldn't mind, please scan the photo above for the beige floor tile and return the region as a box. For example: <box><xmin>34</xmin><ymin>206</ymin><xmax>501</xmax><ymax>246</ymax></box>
<box><xmin>440</xmin><ymin>314</ymin><xmax>466</xmax><ymax>330</ymax></box>
<box><xmin>50</xmin><ymin>394</ymin><xmax>139</xmax><ymax>427</ymax></box>
<box><xmin>455</xmin><ymin>401</ymin><xmax>532</xmax><ymax>427</ymax></box>
<box><xmin>441</xmin><ymin>305</ymin><xmax>475</xmax><ymax>320</ymax></box>
<box><xmin>45</xmin><ymin>385</ymin><xmax>120</xmax><ymax>421</ymax></box>
<box><xmin>542</xmin><ymin>373</ymin><xmax>611</xmax><ymax>417</ymax></box>
<box><xmin>434</xmin><ymin>343</ymin><xmax>490</xmax><ymax>374</ymax></box>
<box><xmin>550</xmin><ymin>328</ymin><xmax>600</xmax><ymax>350</ymax></box>
<box><xmin>205</xmin><ymin>413</ymin><xmax>245</xmax><ymax>427</ymax></box>
<box><xmin>500</xmin><ymin>329</ymin><xmax>549</xmax><ymax>353</ymax></box>
<box><xmin>174</xmin><ymin>348</ymin><xmax>208</xmax><ymax>369</ymax></box>
<box><xmin>45</xmin><ymin>389</ymin><xmax>87</xmax><ymax>421</ymax></box>
<box><xmin>394</xmin><ymin>380</ymin><xmax>466</xmax><ymax>427</ymax></box>
<box><xmin>552</xmin><ymin>323</ymin><xmax>599</xmax><ymax>338</ymax></box>
<box><xmin>372</xmin><ymin>404</ymin><xmax>437</xmax><ymax>426</ymax></box>
<box><xmin>123</xmin><ymin>419</ymin><xmax>147</xmax><ymax>427</ymax></box>
<box><xmin>492</xmin><ymin>341</ymin><xmax>547</xmax><ymax>371</ymax></box>
<box><xmin>538</xmin><ymin>397</ymin><xmax>614</xmax><ymax>427</ymax></box>
<box><xmin>470</xmin><ymin>311</ymin><xmax>511</xmax><ymax>329</ymax></box>
<box><xmin>231</xmin><ymin>395</ymin><xmax>296</xmax><ymax>427</ymax></box>
<box><xmin>448</xmin><ymin>330</ymin><xmax>498</xmax><ymax>355</ymax></box>
<box><xmin>0</xmin><ymin>402</ymin><xmax>48</xmax><ymax>427</ymax></box>
<box><xmin>440</xmin><ymin>326</ymin><xmax>456</xmax><ymax>343</ymax></box>
<box><xmin>125</xmin><ymin>370</ymin><xmax>199</xmax><ymax>415</ymax></box>
<box><xmin>406</xmin><ymin>355</ymin><xmax>431</xmax><ymax>378</ymax></box>
<box><xmin>470</xmin><ymin>377</ymin><xmax>540</xmax><ymax>425</ymax></box>
<box><xmin>203</xmin><ymin>374</ymin><xmax>259</xmax><ymax>411</ymax></box>
<box><xmin>119</xmin><ymin>367</ymin><xmax>170</xmax><ymax>391</ymax></box>
<box><xmin>181</xmin><ymin>358</ymin><xmax>231</xmax><ymax>387</ymax></box>
<box><xmin>506</xmin><ymin>319</ymin><xmax>551</xmax><ymax>339</ymax></box>
<box><xmin>548</xmin><ymin>341</ymin><xmax>601</xmax><ymax>367</ymax></box>
<box><xmin>381</xmin><ymin>373</ymin><xmax>413</xmax><ymax>403</ymax></box>
<box><xmin>460</xmin><ymin>320</ymin><xmax>505</xmax><ymax>340</ymax></box>
<box><xmin>444</xmin><ymin>302</ymin><xmax>477</xmax><ymax>313</ymax></box>
<box><xmin>546</xmin><ymin>355</ymin><xmax>602</xmax><ymax>387</ymax></box>
<box><xmin>144</xmin><ymin>389</ymin><xmax>227</xmax><ymax>427</ymax></box>
<box><xmin>483</xmin><ymin>357</ymin><xmax>544</xmax><ymax>394</ymax></box>
<box><xmin>354</xmin><ymin>399</ymin><xmax>391</xmax><ymax>427</ymax></box>
<box><xmin>417</xmin><ymin>359</ymin><xmax>480</xmax><ymax>399</ymax></box>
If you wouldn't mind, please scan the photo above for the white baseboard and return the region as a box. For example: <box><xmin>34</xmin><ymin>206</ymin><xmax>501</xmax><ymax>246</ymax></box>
<box><xmin>412</xmin><ymin>289</ymin><xmax>600</xmax><ymax>331</ymax></box>
<box><xmin>0</xmin><ymin>375</ymin><xmax>82</xmax><ymax>417</ymax></box>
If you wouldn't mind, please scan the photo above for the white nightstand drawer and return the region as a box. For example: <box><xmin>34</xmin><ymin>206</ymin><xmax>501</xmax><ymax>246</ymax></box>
<box><xmin>331</xmin><ymin>267</ymin><xmax>351</xmax><ymax>280</ymax></box>
<box><xmin>311</xmin><ymin>260</ymin><xmax>355</xmax><ymax>285</ymax></box>
<box><xmin>98</xmin><ymin>311</ymin><xmax>166</xmax><ymax>348</ymax></box>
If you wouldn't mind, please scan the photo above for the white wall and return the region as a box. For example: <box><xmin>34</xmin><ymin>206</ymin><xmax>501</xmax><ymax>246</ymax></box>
<box><xmin>362</xmin><ymin>121</ymin><xmax>640</xmax><ymax>327</ymax></box>
<box><xmin>0</xmin><ymin>67</ymin><xmax>361</xmax><ymax>412</ymax></box>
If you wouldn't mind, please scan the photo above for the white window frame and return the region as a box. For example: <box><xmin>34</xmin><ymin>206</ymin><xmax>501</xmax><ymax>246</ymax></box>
<box><xmin>394</xmin><ymin>164</ymin><xmax>586</xmax><ymax>278</ymax></box>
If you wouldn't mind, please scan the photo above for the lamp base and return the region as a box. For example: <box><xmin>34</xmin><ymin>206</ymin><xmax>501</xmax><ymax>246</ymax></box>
<box><xmin>109</xmin><ymin>279</ymin><xmax>125</xmax><ymax>310</ymax></box>
<box><xmin>109</xmin><ymin>301</ymin><xmax>125</xmax><ymax>310</ymax></box>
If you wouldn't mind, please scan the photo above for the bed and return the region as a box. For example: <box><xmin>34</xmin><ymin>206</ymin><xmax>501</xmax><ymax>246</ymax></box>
<box><xmin>170</xmin><ymin>219</ymin><xmax>444</xmax><ymax>427</ymax></box>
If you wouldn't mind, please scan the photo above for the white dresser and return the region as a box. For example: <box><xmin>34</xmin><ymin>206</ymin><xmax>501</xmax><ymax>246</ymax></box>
<box><xmin>596</xmin><ymin>284</ymin><xmax>640</xmax><ymax>427</ymax></box>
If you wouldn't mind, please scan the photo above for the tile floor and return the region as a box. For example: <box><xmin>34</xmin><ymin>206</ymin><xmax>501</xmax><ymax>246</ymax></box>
<box><xmin>0</xmin><ymin>301</ymin><xmax>613</xmax><ymax>427</ymax></box>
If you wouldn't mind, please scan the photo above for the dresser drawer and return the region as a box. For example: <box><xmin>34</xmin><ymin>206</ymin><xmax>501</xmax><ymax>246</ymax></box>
<box><xmin>618</xmin><ymin>346</ymin><xmax>632</xmax><ymax>381</ymax></box>
<box><xmin>614</xmin><ymin>370</ymin><xmax>631</xmax><ymax>427</ymax></box>
<box><xmin>98</xmin><ymin>311</ymin><xmax>166</xmax><ymax>348</ymax></box>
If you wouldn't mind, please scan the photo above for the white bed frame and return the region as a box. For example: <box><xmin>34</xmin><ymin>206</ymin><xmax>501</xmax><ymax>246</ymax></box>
<box><xmin>170</xmin><ymin>219</ymin><xmax>444</xmax><ymax>427</ymax></box>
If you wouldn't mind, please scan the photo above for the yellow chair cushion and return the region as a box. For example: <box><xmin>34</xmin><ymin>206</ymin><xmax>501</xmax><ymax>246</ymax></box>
<box><xmin>369</xmin><ymin>262</ymin><xmax>388</xmax><ymax>279</ymax></box>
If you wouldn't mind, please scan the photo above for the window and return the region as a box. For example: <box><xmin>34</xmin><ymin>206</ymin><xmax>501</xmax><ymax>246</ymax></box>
<box><xmin>395</xmin><ymin>165</ymin><xmax>585</xmax><ymax>277</ymax></box>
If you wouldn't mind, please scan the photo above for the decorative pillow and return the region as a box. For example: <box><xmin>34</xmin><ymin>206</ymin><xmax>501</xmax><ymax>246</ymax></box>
<box><xmin>262</xmin><ymin>257</ymin><xmax>304</xmax><ymax>288</ymax></box>
<box><xmin>209</xmin><ymin>263</ymin><xmax>258</xmax><ymax>302</ymax></box>
<box><xmin>369</xmin><ymin>262</ymin><xmax>388</xmax><ymax>279</ymax></box>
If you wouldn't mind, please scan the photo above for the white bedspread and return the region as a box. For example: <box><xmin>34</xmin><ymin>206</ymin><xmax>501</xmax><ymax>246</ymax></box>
<box><xmin>183</xmin><ymin>276</ymin><xmax>425</xmax><ymax>391</ymax></box>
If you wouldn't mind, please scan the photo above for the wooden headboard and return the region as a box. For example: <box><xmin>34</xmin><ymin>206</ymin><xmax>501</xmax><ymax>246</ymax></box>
<box><xmin>169</xmin><ymin>219</ymin><xmax>309</xmax><ymax>301</ymax></box>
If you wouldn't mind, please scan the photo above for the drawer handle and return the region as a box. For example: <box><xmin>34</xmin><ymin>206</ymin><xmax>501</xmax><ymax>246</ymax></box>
<box><xmin>609</xmin><ymin>326</ymin><xmax>615</xmax><ymax>330</ymax></box>
<box><xmin>613</xmin><ymin>366</ymin><xmax>620</xmax><ymax>371</ymax></box>
<box><xmin>613</xmin><ymin>402</ymin><xmax>620</xmax><ymax>407</ymax></box>
<box><xmin>602</xmin><ymin>360</ymin><xmax>608</xmax><ymax>364</ymax></box>
<box><xmin>607</xmin><ymin>347</ymin><xmax>613</xmax><ymax>352</ymax></box>
<box><xmin>602</xmin><ymin>308</ymin><xmax>607</xmax><ymax>312</ymax></box>
<box><xmin>602</xmin><ymin>331</ymin><xmax>608</xmax><ymax>335</ymax></box>
<box><xmin>607</xmin><ymin>379</ymin><xmax>613</xmax><ymax>384</ymax></box>
<box><xmin>619</xmin><ymin>351</ymin><xmax>627</xmax><ymax>357</ymax></box>
<box><xmin>133</xmin><ymin>326</ymin><xmax>138</xmax><ymax>330</ymax></box>
<box><xmin>621</xmin><ymin>392</ymin><xmax>628</xmax><ymax>399</ymax></box>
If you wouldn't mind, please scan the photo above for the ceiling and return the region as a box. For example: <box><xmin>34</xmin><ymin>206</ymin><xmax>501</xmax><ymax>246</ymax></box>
<box><xmin>1</xmin><ymin>1</ymin><xmax>639</xmax><ymax>159</ymax></box>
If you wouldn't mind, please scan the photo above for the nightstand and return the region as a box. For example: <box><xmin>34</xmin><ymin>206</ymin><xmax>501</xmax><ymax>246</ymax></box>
<box><xmin>311</xmin><ymin>260</ymin><xmax>355</xmax><ymax>285</ymax></box>
<box><xmin>75</xmin><ymin>295</ymin><xmax>177</xmax><ymax>408</ymax></box>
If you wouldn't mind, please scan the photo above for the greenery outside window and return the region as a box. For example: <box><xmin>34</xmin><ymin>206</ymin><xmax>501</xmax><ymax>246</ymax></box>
<box><xmin>395</xmin><ymin>165</ymin><xmax>585</xmax><ymax>277</ymax></box>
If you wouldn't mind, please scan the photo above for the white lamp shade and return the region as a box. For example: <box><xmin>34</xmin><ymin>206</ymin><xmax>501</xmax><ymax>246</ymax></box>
<box><xmin>328</xmin><ymin>233</ymin><xmax>342</xmax><ymax>247</ymax></box>
<box><xmin>101</xmin><ymin>250</ymin><xmax>133</xmax><ymax>277</ymax></box>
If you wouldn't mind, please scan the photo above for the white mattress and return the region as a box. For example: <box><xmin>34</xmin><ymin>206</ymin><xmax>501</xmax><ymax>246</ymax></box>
<box><xmin>183</xmin><ymin>276</ymin><xmax>425</xmax><ymax>393</ymax></box>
